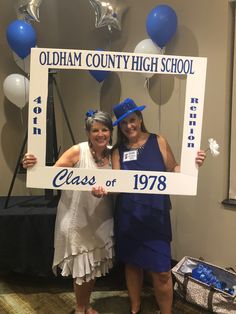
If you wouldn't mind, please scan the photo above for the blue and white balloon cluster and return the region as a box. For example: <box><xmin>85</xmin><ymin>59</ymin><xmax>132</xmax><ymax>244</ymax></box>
<box><xmin>134</xmin><ymin>4</ymin><xmax>178</xmax><ymax>80</ymax></box>
<box><xmin>3</xmin><ymin>0</ymin><xmax>42</xmax><ymax>109</ymax></box>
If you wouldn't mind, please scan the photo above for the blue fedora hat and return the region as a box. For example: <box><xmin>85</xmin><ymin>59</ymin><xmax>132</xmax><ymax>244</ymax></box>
<box><xmin>113</xmin><ymin>98</ymin><xmax>146</xmax><ymax>126</ymax></box>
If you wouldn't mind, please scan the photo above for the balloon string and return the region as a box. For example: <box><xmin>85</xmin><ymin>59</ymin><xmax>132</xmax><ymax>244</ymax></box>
<box><xmin>144</xmin><ymin>77</ymin><xmax>149</xmax><ymax>90</ymax></box>
<box><xmin>24</xmin><ymin>76</ymin><xmax>28</xmax><ymax>109</ymax></box>
<box><xmin>23</xmin><ymin>58</ymin><xmax>26</xmax><ymax>73</ymax></box>
<box><xmin>158</xmin><ymin>75</ymin><xmax>162</xmax><ymax>134</ymax></box>
<box><xmin>159</xmin><ymin>47</ymin><xmax>165</xmax><ymax>133</ymax></box>
<box><xmin>106</xmin><ymin>29</ymin><xmax>112</xmax><ymax>50</ymax></box>
<box><xmin>20</xmin><ymin>108</ymin><xmax>24</xmax><ymax>126</ymax></box>
<box><xmin>178</xmin><ymin>79</ymin><xmax>182</xmax><ymax>157</ymax></box>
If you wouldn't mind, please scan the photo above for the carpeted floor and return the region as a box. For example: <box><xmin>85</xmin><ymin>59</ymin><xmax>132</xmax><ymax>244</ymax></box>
<box><xmin>0</xmin><ymin>269</ymin><xmax>212</xmax><ymax>314</ymax></box>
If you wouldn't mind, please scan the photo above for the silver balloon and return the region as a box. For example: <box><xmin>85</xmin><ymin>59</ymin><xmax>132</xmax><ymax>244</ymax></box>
<box><xmin>89</xmin><ymin>0</ymin><xmax>128</xmax><ymax>31</ymax></box>
<box><xmin>16</xmin><ymin>0</ymin><xmax>42</xmax><ymax>22</ymax></box>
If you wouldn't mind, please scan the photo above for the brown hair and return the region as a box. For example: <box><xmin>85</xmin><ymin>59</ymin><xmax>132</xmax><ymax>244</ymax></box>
<box><xmin>113</xmin><ymin>111</ymin><xmax>148</xmax><ymax>149</ymax></box>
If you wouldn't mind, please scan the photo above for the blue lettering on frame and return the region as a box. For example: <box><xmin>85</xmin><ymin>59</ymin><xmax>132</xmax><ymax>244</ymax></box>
<box><xmin>186</xmin><ymin>97</ymin><xmax>199</xmax><ymax>148</ymax></box>
<box><xmin>52</xmin><ymin>169</ymin><xmax>96</xmax><ymax>188</ymax></box>
<box><xmin>32</xmin><ymin>96</ymin><xmax>42</xmax><ymax>136</ymax></box>
<box><xmin>161</xmin><ymin>58</ymin><xmax>194</xmax><ymax>74</ymax></box>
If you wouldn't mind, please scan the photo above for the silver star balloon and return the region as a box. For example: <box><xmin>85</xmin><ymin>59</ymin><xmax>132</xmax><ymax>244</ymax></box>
<box><xmin>16</xmin><ymin>0</ymin><xmax>42</xmax><ymax>22</ymax></box>
<box><xmin>89</xmin><ymin>0</ymin><xmax>128</xmax><ymax>31</ymax></box>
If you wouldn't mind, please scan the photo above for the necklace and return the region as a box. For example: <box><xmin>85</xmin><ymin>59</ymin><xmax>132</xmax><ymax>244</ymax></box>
<box><xmin>127</xmin><ymin>144</ymin><xmax>145</xmax><ymax>156</ymax></box>
<box><xmin>126</xmin><ymin>134</ymin><xmax>149</xmax><ymax>155</ymax></box>
<box><xmin>90</xmin><ymin>147</ymin><xmax>110</xmax><ymax>167</ymax></box>
<box><xmin>127</xmin><ymin>141</ymin><xmax>146</xmax><ymax>155</ymax></box>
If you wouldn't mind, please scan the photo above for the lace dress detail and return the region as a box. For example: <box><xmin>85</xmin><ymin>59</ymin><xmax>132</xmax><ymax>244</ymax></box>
<box><xmin>52</xmin><ymin>142</ymin><xmax>114</xmax><ymax>285</ymax></box>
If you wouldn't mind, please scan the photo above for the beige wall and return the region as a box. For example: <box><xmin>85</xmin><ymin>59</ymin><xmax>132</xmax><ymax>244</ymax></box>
<box><xmin>1</xmin><ymin>0</ymin><xmax>236</xmax><ymax>268</ymax></box>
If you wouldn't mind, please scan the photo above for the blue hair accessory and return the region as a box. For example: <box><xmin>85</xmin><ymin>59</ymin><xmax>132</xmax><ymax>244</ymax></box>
<box><xmin>86</xmin><ymin>109</ymin><xmax>97</xmax><ymax>118</ymax></box>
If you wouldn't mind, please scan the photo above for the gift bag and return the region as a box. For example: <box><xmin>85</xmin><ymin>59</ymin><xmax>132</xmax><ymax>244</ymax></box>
<box><xmin>172</xmin><ymin>256</ymin><xmax>236</xmax><ymax>313</ymax></box>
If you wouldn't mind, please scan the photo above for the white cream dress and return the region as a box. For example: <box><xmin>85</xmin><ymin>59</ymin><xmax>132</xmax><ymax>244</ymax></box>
<box><xmin>52</xmin><ymin>142</ymin><xmax>114</xmax><ymax>285</ymax></box>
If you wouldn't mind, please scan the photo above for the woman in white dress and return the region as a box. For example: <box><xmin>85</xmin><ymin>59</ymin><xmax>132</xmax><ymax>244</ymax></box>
<box><xmin>22</xmin><ymin>110</ymin><xmax>115</xmax><ymax>314</ymax></box>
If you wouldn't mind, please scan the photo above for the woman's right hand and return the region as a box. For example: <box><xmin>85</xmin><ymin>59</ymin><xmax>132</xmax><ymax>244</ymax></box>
<box><xmin>22</xmin><ymin>153</ymin><xmax>37</xmax><ymax>169</ymax></box>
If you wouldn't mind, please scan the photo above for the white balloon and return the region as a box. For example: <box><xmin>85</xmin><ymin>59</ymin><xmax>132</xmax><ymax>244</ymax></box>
<box><xmin>134</xmin><ymin>39</ymin><xmax>164</xmax><ymax>78</ymax></box>
<box><xmin>12</xmin><ymin>51</ymin><xmax>31</xmax><ymax>74</ymax></box>
<box><xmin>3</xmin><ymin>74</ymin><xmax>29</xmax><ymax>109</ymax></box>
<box><xmin>134</xmin><ymin>39</ymin><xmax>163</xmax><ymax>54</ymax></box>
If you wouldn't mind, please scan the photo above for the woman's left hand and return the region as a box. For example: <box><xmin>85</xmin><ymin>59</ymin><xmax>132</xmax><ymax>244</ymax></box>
<box><xmin>92</xmin><ymin>186</ymin><xmax>107</xmax><ymax>198</ymax></box>
<box><xmin>195</xmin><ymin>150</ymin><xmax>206</xmax><ymax>167</ymax></box>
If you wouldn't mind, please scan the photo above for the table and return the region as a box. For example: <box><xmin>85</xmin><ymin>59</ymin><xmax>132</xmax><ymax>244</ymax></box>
<box><xmin>0</xmin><ymin>196</ymin><xmax>57</xmax><ymax>276</ymax></box>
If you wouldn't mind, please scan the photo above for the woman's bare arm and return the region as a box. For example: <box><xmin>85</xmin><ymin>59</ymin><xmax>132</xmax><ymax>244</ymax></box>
<box><xmin>23</xmin><ymin>144</ymin><xmax>81</xmax><ymax>169</ymax></box>
<box><xmin>157</xmin><ymin>135</ymin><xmax>179</xmax><ymax>172</ymax></box>
<box><xmin>157</xmin><ymin>135</ymin><xmax>206</xmax><ymax>172</ymax></box>
<box><xmin>54</xmin><ymin>145</ymin><xmax>80</xmax><ymax>167</ymax></box>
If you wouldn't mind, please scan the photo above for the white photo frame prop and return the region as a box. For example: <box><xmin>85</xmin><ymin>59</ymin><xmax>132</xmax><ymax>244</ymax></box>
<box><xmin>27</xmin><ymin>48</ymin><xmax>207</xmax><ymax>195</ymax></box>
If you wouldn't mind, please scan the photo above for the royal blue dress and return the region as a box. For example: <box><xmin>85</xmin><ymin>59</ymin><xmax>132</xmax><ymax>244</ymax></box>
<box><xmin>115</xmin><ymin>133</ymin><xmax>172</xmax><ymax>272</ymax></box>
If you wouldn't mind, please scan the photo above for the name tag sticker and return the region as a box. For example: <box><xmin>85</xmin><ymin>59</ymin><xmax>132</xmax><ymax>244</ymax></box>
<box><xmin>123</xmin><ymin>150</ymin><xmax>137</xmax><ymax>162</ymax></box>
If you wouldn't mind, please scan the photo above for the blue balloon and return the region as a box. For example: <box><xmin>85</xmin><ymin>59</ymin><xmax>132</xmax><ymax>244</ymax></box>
<box><xmin>89</xmin><ymin>69</ymin><xmax>110</xmax><ymax>83</ymax></box>
<box><xmin>6</xmin><ymin>20</ymin><xmax>37</xmax><ymax>59</ymax></box>
<box><xmin>146</xmin><ymin>5</ymin><xmax>177</xmax><ymax>48</ymax></box>
<box><xmin>89</xmin><ymin>49</ymin><xmax>110</xmax><ymax>83</ymax></box>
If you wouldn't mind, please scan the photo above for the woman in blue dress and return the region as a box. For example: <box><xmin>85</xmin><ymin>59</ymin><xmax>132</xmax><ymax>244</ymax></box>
<box><xmin>111</xmin><ymin>98</ymin><xmax>206</xmax><ymax>314</ymax></box>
